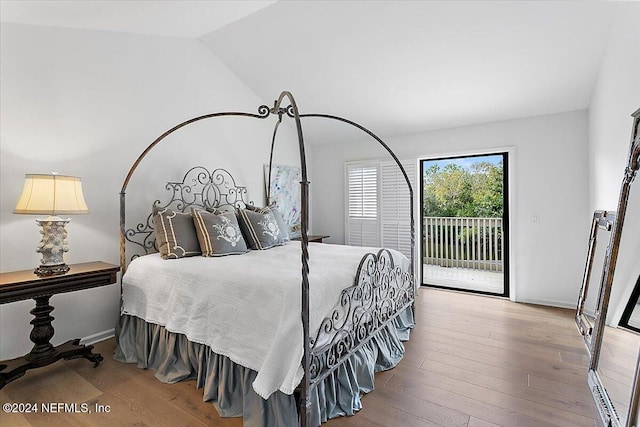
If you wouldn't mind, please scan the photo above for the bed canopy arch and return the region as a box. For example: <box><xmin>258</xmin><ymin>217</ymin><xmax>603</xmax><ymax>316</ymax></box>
<box><xmin>118</xmin><ymin>91</ymin><xmax>415</xmax><ymax>426</ymax></box>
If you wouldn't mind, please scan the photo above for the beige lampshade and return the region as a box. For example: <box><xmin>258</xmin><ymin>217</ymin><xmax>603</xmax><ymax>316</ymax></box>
<box><xmin>14</xmin><ymin>174</ymin><xmax>89</xmax><ymax>215</ymax></box>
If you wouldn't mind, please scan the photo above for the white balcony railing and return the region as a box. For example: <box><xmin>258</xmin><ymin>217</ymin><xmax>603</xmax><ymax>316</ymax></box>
<box><xmin>423</xmin><ymin>216</ymin><xmax>503</xmax><ymax>272</ymax></box>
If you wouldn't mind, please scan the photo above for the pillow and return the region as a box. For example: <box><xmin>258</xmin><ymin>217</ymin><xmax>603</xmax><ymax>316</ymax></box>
<box><xmin>152</xmin><ymin>207</ymin><xmax>201</xmax><ymax>259</ymax></box>
<box><xmin>237</xmin><ymin>207</ymin><xmax>288</xmax><ymax>250</ymax></box>
<box><xmin>191</xmin><ymin>208</ymin><xmax>248</xmax><ymax>256</ymax></box>
<box><xmin>245</xmin><ymin>204</ymin><xmax>290</xmax><ymax>242</ymax></box>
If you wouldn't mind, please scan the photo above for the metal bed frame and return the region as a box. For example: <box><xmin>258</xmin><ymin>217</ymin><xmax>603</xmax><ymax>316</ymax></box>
<box><xmin>119</xmin><ymin>91</ymin><xmax>415</xmax><ymax>426</ymax></box>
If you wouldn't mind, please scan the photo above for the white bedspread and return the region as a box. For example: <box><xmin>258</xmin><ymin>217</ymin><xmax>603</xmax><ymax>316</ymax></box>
<box><xmin>122</xmin><ymin>241</ymin><xmax>409</xmax><ymax>399</ymax></box>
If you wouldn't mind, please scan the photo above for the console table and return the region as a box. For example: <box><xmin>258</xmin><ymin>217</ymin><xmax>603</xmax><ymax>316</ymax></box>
<box><xmin>293</xmin><ymin>235</ymin><xmax>330</xmax><ymax>243</ymax></box>
<box><xmin>0</xmin><ymin>261</ymin><xmax>119</xmax><ymax>389</ymax></box>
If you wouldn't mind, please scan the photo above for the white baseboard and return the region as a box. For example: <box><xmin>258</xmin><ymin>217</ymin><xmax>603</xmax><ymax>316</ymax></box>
<box><xmin>80</xmin><ymin>328</ymin><xmax>115</xmax><ymax>345</ymax></box>
<box><xmin>516</xmin><ymin>297</ymin><xmax>577</xmax><ymax>309</ymax></box>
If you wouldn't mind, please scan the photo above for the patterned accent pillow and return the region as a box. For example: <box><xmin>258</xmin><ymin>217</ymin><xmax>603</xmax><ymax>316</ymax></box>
<box><xmin>237</xmin><ymin>208</ymin><xmax>287</xmax><ymax>250</ymax></box>
<box><xmin>152</xmin><ymin>207</ymin><xmax>201</xmax><ymax>259</ymax></box>
<box><xmin>191</xmin><ymin>209</ymin><xmax>248</xmax><ymax>256</ymax></box>
<box><xmin>245</xmin><ymin>204</ymin><xmax>290</xmax><ymax>241</ymax></box>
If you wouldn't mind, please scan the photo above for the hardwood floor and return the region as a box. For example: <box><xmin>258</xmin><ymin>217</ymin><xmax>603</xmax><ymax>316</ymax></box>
<box><xmin>0</xmin><ymin>288</ymin><xmax>600</xmax><ymax>426</ymax></box>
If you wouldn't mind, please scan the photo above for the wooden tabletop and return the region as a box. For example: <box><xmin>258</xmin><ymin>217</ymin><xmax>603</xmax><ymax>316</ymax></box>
<box><xmin>0</xmin><ymin>261</ymin><xmax>120</xmax><ymax>304</ymax></box>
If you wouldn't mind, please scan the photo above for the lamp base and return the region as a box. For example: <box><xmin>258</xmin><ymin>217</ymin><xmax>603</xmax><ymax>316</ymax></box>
<box><xmin>34</xmin><ymin>264</ymin><xmax>70</xmax><ymax>277</ymax></box>
<box><xmin>35</xmin><ymin>216</ymin><xmax>70</xmax><ymax>276</ymax></box>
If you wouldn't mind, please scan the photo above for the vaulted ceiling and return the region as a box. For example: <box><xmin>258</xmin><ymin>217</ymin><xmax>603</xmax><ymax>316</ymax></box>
<box><xmin>0</xmin><ymin>1</ymin><xmax>276</xmax><ymax>38</ymax></box>
<box><xmin>1</xmin><ymin>1</ymin><xmax>621</xmax><ymax>144</ymax></box>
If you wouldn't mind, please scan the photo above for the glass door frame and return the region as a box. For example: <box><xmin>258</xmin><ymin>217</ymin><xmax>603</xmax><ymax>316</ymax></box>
<box><xmin>619</xmin><ymin>275</ymin><xmax>640</xmax><ymax>334</ymax></box>
<box><xmin>419</xmin><ymin>151</ymin><xmax>510</xmax><ymax>297</ymax></box>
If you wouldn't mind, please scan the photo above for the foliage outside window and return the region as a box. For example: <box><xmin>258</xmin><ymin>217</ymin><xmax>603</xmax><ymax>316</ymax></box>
<box><xmin>423</xmin><ymin>161</ymin><xmax>503</xmax><ymax>218</ymax></box>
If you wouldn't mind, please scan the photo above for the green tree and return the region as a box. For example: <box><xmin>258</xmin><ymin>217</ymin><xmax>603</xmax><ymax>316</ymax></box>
<box><xmin>423</xmin><ymin>160</ymin><xmax>503</xmax><ymax>217</ymax></box>
<box><xmin>423</xmin><ymin>164</ymin><xmax>473</xmax><ymax>217</ymax></box>
<box><xmin>470</xmin><ymin>161</ymin><xmax>503</xmax><ymax>217</ymax></box>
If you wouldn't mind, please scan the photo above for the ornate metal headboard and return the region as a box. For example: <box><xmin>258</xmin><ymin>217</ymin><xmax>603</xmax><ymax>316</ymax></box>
<box><xmin>123</xmin><ymin>166</ymin><xmax>250</xmax><ymax>263</ymax></box>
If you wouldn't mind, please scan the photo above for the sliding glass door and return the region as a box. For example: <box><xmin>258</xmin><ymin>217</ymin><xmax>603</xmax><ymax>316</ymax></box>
<box><xmin>620</xmin><ymin>275</ymin><xmax>640</xmax><ymax>333</ymax></box>
<box><xmin>420</xmin><ymin>152</ymin><xmax>509</xmax><ymax>296</ymax></box>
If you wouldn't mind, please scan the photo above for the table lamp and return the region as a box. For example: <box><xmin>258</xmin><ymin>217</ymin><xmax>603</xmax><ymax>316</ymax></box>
<box><xmin>14</xmin><ymin>173</ymin><xmax>89</xmax><ymax>276</ymax></box>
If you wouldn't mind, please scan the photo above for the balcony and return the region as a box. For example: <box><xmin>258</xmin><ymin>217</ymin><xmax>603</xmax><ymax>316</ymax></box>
<box><xmin>423</xmin><ymin>216</ymin><xmax>504</xmax><ymax>294</ymax></box>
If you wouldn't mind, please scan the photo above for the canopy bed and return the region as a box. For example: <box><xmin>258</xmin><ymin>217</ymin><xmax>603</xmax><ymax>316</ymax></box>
<box><xmin>114</xmin><ymin>91</ymin><xmax>416</xmax><ymax>426</ymax></box>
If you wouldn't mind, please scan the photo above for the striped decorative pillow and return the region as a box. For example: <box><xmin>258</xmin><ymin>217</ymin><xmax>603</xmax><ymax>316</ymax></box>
<box><xmin>245</xmin><ymin>204</ymin><xmax>290</xmax><ymax>242</ymax></box>
<box><xmin>237</xmin><ymin>207</ymin><xmax>288</xmax><ymax>250</ymax></box>
<box><xmin>191</xmin><ymin>209</ymin><xmax>248</xmax><ymax>256</ymax></box>
<box><xmin>152</xmin><ymin>207</ymin><xmax>201</xmax><ymax>259</ymax></box>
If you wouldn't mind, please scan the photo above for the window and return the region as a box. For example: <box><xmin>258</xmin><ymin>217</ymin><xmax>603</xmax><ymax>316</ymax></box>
<box><xmin>381</xmin><ymin>160</ymin><xmax>415</xmax><ymax>258</ymax></box>
<box><xmin>345</xmin><ymin>160</ymin><xmax>415</xmax><ymax>256</ymax></box>
<box><xmin>345</xmin><ymin>163</ymin><xmax>379</xmax><ymax>247</ymax></box>
<box><xmin>347</xmin><ymin>165</ymin><xmax>378</xmax><ymax>218</ymax></box>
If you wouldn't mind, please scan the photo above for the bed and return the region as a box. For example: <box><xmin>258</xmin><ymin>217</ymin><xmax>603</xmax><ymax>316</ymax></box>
<box><xmin>114</xmin><ymin>92</ymin><xmax>416</xmax><ymax>426</ymax></box>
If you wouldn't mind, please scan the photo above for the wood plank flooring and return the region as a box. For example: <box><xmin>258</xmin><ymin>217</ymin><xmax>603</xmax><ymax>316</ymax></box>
<box><xmin>0</xmin><ymin>288</ymin><xmax>600</xmax><ymax>426</ymax></box>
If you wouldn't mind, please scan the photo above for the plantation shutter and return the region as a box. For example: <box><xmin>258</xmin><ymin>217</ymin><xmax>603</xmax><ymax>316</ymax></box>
<box><xmin>345</xmin><ymin>163</ymin><xmax>379</xmax><ymax>247</ymax></box>
<box><xmin>381</xmin><ymin>160</ymin><xmax>415</xmax><ymax>258</ymax></box>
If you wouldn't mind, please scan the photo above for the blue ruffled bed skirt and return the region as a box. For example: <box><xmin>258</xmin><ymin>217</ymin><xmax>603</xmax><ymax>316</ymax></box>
<box><xmin>114</xmin><ymin>308</ymin><xmax>414</xmax><ymax>427</ymax></box>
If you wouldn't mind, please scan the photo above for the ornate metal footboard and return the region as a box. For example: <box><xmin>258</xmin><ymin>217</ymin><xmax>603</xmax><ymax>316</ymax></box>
<box><xmin>309</xmin><ymin>249</ymin><xmax>415</xmax><ymax>386</ymax></box>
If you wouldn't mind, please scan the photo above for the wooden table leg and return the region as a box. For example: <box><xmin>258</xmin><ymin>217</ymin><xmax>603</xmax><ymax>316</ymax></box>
<box><xmin>0</xmin><ymin>295</ymin><xmax>103</xmax><ymax>389</ymax></box>
<box><xmin>26</xmin><ymin>295</ymin><xmax>56</xmax><ymax>360</ymax></box>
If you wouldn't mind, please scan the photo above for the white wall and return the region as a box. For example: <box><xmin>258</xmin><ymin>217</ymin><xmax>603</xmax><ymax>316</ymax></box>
<box><xmin>311</xmin><ymin>110</ymin><xmax>590</xmax><ymax>307</ymax></box>
<box><xmin>587</xmin><ymin>2</ymin><xmax>640</xmax><ymax>325</ymax></box>
<box><xmin>0</xmin><ymin>23</ymin><xmax>299</xmax><ymax>360</ymax></box>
